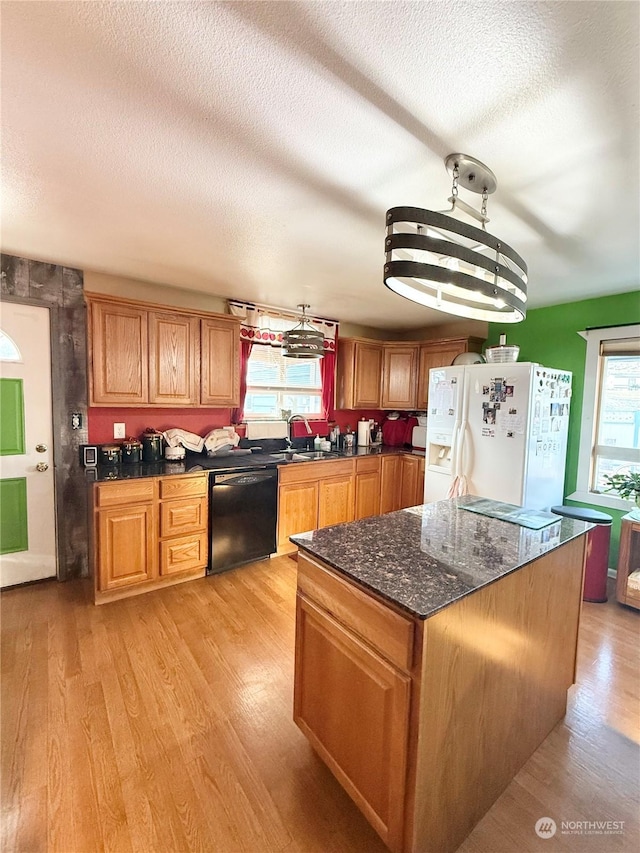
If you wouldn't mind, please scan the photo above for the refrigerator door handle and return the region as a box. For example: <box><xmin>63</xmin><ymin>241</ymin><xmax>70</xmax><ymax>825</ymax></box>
<box><xmin>449</xmin><ymin>422</ymin><xmax>460</xmax><ymax>478</ymax></box>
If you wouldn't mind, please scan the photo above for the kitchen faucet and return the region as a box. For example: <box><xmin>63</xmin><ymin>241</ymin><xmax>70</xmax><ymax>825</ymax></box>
<box><xmin>287</xmin><ymin>414</ymin><xmax>312</xmax><ymax>448</ymax></box>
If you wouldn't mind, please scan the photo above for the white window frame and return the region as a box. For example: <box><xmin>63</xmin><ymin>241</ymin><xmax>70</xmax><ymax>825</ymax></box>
<box><xmin>243</xmin><ymin>345</ymin><xmax>323</xmax><ymax>421</ymax></box>
<box><xmin>569</xmin><ymin>323</ymin><xmax>640</xmax><ymax>511</ymax></box>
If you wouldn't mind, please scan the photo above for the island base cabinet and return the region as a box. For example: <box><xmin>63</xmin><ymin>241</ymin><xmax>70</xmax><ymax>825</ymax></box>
<box><xmin>294</xmin><ymin>594</ymin><xmax>410</xmax><ymax>852</ymax></box>
<box><xmin>294</xmin><ymin>536</ymin><xmax>587</xmax><ymax>853</ymax></box>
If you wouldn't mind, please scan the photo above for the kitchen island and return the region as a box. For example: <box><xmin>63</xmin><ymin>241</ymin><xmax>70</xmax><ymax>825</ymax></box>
<box><xmin>290</xmin><ymin>497</ymin><xmax>590</xmax><ymax>853</ymax></box>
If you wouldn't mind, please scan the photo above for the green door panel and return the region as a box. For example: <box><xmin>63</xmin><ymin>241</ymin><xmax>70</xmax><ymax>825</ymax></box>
<box><xmin>0</xmin><ymin>378</ymin><xmax>25</xmax><ymax>456</ymax></box>
<box><xmin>0</xmin><ymin>477</ymin><xmax>28</xmax><ymax>554</ymax></box>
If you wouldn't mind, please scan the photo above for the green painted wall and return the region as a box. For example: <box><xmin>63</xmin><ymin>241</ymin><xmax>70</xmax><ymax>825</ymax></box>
<box><xmin>487</xmin><ymin>290</ymin><xmax>640</xmax><ymax>566</ymax></box>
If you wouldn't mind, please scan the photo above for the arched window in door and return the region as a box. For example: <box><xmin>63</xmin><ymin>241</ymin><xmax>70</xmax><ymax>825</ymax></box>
<box><xmin>0</xmin><ymin>330</ymin><xmax>22</xmax><ymax>362</ymax></box>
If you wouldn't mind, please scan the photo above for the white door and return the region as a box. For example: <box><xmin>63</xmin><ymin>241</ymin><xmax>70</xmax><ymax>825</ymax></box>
<box><xmin>0</xmin><ymin>302</ymin><xmax>56</xmax><ymax>587</ymax></box>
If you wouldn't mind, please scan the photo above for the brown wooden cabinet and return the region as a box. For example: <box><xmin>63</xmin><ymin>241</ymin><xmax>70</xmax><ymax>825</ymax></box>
<box><xmin>380</xmin><ymin>455</ymin><xmax>402</xmax><ymax>514</ymax></box>
<box><xmin>89</xmin><ymin>300</ymin><xmax>148</xmax><ymax>404</ymax></box>
<box><xmin>336</xmin><ymin>338</ymin><xmax>383</xmax><ymax>409</ymax></box>
<box><xmin>399</xmin><ymin>454</ymin><xmax>421</xmax><ymax>509</ymax></box>
<box><xmin>94</xmin><ymin>479</ymin><xmax>158</xmax><ymax>591</ymax></box>
<box><xmin>381</xmin><ymin>344</ymin><xmax>419</xmax><ymax>410</ymax></box>
<box><xmin>93</xmin><ymin>473</ymin><xmax>209</xmax><ymax>603</ymax></box>
<box><xmin>294</xmin><ymin>538</ymin><xmax>586</xmax><ymax>853</ymax></box>
<box><xmin>277</xmin><ymin>459</ymin><xmax>355</xmax><ymax>551</ymax></box>
<box><xmin>616</xmin><ymin>514</ymin><xmax>640</xmax><ymax>609</ymax></box>
<box><xmin>200</xmin><ymin>317</ymin><xmax>241</xmax><ymax>406</ymax></box>
<box><xmin>278</xmin><ymin>481</ymin><xmax>320</xmax><ymax>550</ymax></box>
<box><xmin>354</xmin><ymin>456</ymin><xmax>381</xmax><ymax>520</ymax></box>
<box><xmin>86</xmin><ymin>294</ymin><xmax>240</xmax><ymax>407</ymax></box>
<box><xmin>337</xmin><ymin>334</ymin><xmax>485</xmax><ymax>413</ymax></box>
<box><xmin>417</xmin><ymin>336</ymin><xmax>484</xmax><ymax>408</ymax></box>
<box><xmin>158</xmin><ymin>475</ymin><xmax>209</xmax><ymax>577</ymax></box>
<box><xmin>295</xmin><ymin>553</ymin><xmax>411</xmax><ymax>851</ymax></box>
<box><xmin>148</xmin><ymin>311</ymin><xmax>200</xmax><ymax>405</ymax></box>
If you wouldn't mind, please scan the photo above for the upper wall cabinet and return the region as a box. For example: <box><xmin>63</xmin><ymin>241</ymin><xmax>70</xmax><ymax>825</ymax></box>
<box><xmin>200</xmin><ymin>317</ymin><xmax>240</xmax><ymax>407</ymax></box>
<box><xmin>148</xmin><ymin>311</ymin><xmax>200</xmax><ymax>405</ymax></box>
<box><xmin>87</xmin><ymin>294</ymin><xmax>240</xmax><ymax>408</ymax></box>
<box><xmin>381</xmin><ymin>344</ymin><xmax>419</xmax><ymax>410</ymax></box>
<box><xmin>337</xmin><ymin>334</ymin><xmax>485</xmax><ymax>411</ymax></box>
<box><xmin>89</xmin><ymin>300</ymin><xmax>149</xmax><ymax>404</ymax></box>
<box><xmin>416</xmin><ymin>337</ymin><xmax>484</xmax><ymax>408</ymax></box>
<box><xmin>336</xmin><ymin>338</ymin><xmax>383</xmax><ymax>409</ymax></box>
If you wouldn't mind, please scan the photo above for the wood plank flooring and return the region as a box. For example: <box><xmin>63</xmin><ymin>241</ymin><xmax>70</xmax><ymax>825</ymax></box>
<box><xmin>1</xmin><ymin>560</ymin><xmax>638</xmax><ymax>853</ymax></box>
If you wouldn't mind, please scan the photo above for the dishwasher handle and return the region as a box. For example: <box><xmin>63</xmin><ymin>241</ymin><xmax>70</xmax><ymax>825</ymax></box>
<box><xmin>212</xmin><ymin>469</ymin><xmax>277</xmax><ymax>486</ymax></box>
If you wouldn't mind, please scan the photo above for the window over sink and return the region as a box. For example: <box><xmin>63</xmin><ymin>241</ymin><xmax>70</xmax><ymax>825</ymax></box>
<box><xmin>244</xmin><ymin>344</ymin><xmax>323</xmax><ymax>419</ymax></box>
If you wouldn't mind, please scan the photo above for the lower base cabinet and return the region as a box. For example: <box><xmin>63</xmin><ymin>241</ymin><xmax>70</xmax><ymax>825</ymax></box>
<box><xmin>93</xmin><ymin>473</ymin><xmax>208</xmax><ymax>603</ymax></box>
<box><xmin>294</xmin><ymin>539</ymin><xmax>586</xmax><ymax>853</ymax></box>
<box><xmin>97</xmin><ymin>501</ymin><xmax>158</xmax><ymax>590</ymax></box>
<box><xmin>295</xmin><ymin>593</ymin><xmax>410</xmax><ymax>850</ymax></box>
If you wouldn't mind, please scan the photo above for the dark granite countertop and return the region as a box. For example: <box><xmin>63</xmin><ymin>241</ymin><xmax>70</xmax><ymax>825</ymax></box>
<box><xmin>290</xmin><ymin>495</ymin><xmax>591</xmax><ymax>620</ymax></box>
<box><xmin>86</xmin><ymin>444</ymin><xmax>423</xmax><ymax>483</ymax></box>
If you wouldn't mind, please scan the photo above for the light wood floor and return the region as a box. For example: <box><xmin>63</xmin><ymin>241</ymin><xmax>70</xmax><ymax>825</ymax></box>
<box><xmin>1</xmin><ymin>558</ymin><xmax>638</xmax><ymax>853</ymax></box>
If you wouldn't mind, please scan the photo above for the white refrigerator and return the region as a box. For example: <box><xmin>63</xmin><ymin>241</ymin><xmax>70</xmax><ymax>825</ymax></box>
<box><xmin>423</xmin><ymin>362</ymin><xmax>572</xmax><ymax>510</ymax></box>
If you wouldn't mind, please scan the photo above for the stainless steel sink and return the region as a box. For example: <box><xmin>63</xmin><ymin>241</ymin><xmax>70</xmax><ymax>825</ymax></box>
<box><xmin>270</xmin><ymin>450</ymin><xmax>342</xmax><ymax>462</ymax></box>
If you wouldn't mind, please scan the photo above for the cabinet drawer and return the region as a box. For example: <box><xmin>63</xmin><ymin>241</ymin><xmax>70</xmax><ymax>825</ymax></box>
<box><xmin>160</xmin><ymin>496</ymin><xmax>208</xmax><ymax>537</ymax></box>
<box><xmin>160</xmin><ymin>531</ymin><xmax>208</xmax><ymax>575</ymax></box>
<box><xmin>297</xmin><ymin>552</ymin><xmax>414</xmax><ymax>672</ymax></box>
<box><xmin>279</xmin><ymin>458</ymin><xmax>354</xmax><ymax>485</ymax></box>
<box><xmin>95</xmin><ymin>479</ymin><xmax>156</xmax><ymax>507</ymax></box>
<box><xmin>159</xmin><ymin>474</ymin><xmax>208</xmax><ymax>500</ymax></box>
<box><xmin>355</xmin><ymin>456</ymin><xmax>381</xmax><ymax>474</ymax></box>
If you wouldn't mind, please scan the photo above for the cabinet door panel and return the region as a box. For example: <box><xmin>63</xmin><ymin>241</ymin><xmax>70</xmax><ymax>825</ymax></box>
<box><xmin>278</xmin><ymin>482</ymin><xmax>319</xmax><ymax>548</ymax></box>
<box><xmin>97</xmin><ymin>503</ymin><xmax>157</xmax><ymax>590</ymax></box>
<box><xmin>355</xmin><ymin>470</ymin><xmax>381</xmax><ymax>520</ymax></box>
<box><xmin>148</xmin><ymin>312</ymin><xmax>199</xmax><ymax>405</ymax></box>
<box><xmin>90</xmin><ymin>302</ymin><xmax>148</xmax><ymax>404</ymax></box>
<box><xmin>354</xmin><ymin>343</ymin><xmax>382</xmax><ymax>408</ymax></box>
<box><xmin>380</xmin><ymin>456</ymin><xmax>401</xmax><ymax>514</ymax></box>
<box><xmin>294</xmin><ymin>596</ymin><xmax>410</xmax><ymax>851</ymax></box>
<box><xmin>318</xmin><ymin>475</ymin><xmax>354</xmax><ymax>528</ymax></box>
<box><xmin>382</xmin><ymin>346</ymin><xmax>418</xmax><ymax>409</ymax></box>
<box><xmin>201</xmin><ymin>318</ymin><xmax>240</xmax><ymax>406</ymax></box>
<box><xmin>399</xmin><ymin>455</ymin><xmax>420</xmax><ymax>509</ymax></box>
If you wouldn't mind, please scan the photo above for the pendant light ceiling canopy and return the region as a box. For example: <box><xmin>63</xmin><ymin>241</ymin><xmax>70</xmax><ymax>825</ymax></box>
<box><xmin>384</xmin><ymin>154</ymin><xmax>528</xmax><ymax>323</ymax></box>
<box><xmin>282</xmin><ymin>304</ymin><xmax>325</xmax><ymax>359</ymax></box>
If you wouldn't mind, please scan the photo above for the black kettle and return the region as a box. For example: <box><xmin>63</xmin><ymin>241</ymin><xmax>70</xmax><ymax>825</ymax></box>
<box><xmin>140</xmin><ymin>428</ymin><xmax>163</xmax><ymax>463</ymax></box>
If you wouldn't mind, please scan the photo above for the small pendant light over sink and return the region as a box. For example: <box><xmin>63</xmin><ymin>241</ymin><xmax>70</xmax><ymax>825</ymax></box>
<box><xmin>384</xmin><ymin>154</ymin><xmax>528</xmax><ymax>322</ymax></box>
<box><xmin>282</xmin><ymin>304</ymin><xmax>325</xmax><ymax>358</ymax></box>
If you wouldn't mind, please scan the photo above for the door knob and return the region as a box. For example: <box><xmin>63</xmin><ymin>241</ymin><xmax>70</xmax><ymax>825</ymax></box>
<box><xmin>36</xmin><ymin>462</ymin><xmax>49</xmax><ymax>472</ymax></box>
<box><xmin>36</xmin><ymin>444</ymin><xmax>48</xmax><ymax>453</ymax></box>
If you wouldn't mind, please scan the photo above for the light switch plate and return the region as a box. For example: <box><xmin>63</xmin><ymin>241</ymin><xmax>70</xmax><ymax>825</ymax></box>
<box><xmin>113</xmin><ymin>422</ymin><xmax>126</xmax><ymax>439</ymax></box>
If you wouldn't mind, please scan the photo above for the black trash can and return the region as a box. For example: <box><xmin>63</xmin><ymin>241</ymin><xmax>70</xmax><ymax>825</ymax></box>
<box><xmin>551</xmin><ymin>505</ymin><xmax>613</xmax><ymax>602</ymax></box>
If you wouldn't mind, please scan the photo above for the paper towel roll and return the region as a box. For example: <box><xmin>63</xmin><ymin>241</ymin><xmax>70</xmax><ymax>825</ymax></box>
<box><xmin>357</xmin><ymin>420</ymin><xmax>370</xmax><ymax>446</ymax></box>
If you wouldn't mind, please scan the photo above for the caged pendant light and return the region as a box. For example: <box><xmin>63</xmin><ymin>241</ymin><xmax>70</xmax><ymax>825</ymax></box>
<box><xmin>282</xmin><ymin>304</ymin><xmax>325</xmax><ymax>359</ymax></box>
<box><xmin>384</xmin><ymin>154</ymin><xmax>527</xmax><ymax>323</ymax></box>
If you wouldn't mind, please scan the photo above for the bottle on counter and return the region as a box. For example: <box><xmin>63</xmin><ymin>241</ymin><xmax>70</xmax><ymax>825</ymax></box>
<box><xmin>314</xmin><ymin>434</ymin><xmax>322</xmax><ymax>450</ymax></box>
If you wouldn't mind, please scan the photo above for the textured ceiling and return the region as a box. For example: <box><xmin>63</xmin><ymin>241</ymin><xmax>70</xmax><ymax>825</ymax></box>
<box><xmin>1</xmin><ymin>1</ymin><xmax>638</xmax><ymax>329</ymax></box>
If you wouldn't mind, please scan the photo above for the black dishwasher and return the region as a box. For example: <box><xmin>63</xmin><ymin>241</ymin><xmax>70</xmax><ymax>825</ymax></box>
<box><xmin>208</xmin><ymin>467</ymin><xmax>278</xmax><ymax>573</ymax></box>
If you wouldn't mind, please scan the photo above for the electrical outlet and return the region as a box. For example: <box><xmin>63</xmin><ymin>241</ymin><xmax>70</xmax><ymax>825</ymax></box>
<box><xmin>113</xmin><ymin>422</ymin><xmax>126</xmax><ymax>439</ymax></box>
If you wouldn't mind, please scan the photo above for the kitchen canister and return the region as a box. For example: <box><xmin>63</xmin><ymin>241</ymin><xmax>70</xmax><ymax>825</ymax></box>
<box><xmin>98</xmin><ymin>444</ymin><xmax>122</xmax><ymax>466</ymax></box>
<box><xmin>141</xmin><ymin>428</ymin><xmax>164</xmax><ymax>462</ymax></box>
<box><xmin>121</xmin><ymin>438</ymin><xmax>143</xmax><ymax>464</ymax></box>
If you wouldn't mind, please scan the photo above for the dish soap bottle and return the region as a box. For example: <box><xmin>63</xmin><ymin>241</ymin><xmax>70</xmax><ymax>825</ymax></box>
<box><xmin>314</xmin><ymin>434</ymin><xmax>322</xmax><ymax>450</ymax></box>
